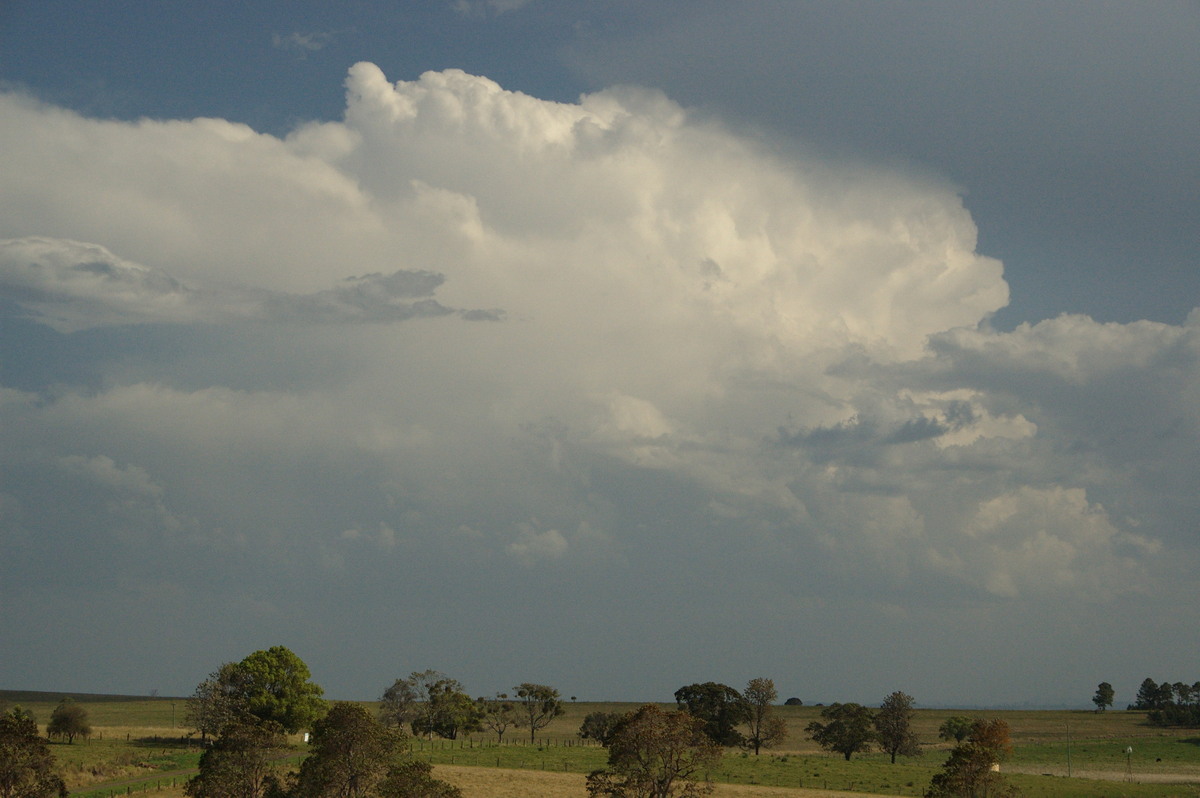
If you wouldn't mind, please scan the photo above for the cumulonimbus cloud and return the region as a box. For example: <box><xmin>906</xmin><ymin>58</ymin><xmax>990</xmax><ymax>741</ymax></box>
<box><xmin>0</xmin><ymin>63</ymin><xmax>1196</xmax><ymax>700</ymax></box>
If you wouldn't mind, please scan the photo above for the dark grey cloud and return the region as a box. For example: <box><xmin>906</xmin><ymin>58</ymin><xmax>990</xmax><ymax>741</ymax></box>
<box><xmin>0</xmin><ymin>237</ymin><xmax>501</xmax><ymax>331</ymax></box>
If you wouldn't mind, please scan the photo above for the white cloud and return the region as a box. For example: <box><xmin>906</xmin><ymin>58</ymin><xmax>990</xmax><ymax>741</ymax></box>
<box><xmin>57</xmin><ymin>454</ymin><xmax>163</xmax><ymax>498</ymax></box>
<box><xmin>272</xmin><ymin>31</ymin><xmax>334</xmax><ymax>57</ymax></box>
<box><xmin>450</xmin><ymin>0</ymin><xmax>538</xmax><ymax>19</ymax></box>
<box><xmin>507</xmin><ymin>522</ymin><xmax>568</xmax><ymax>564</ymax></box>
<box><xmin>0</xmin><ymin>64</ymin><xmax>1196</xmax><ymax>701</ymax></box>
<box><xmin>940</xmin><ymin>486</ymin><xmax>1159</xmax><ymax>599</ymax></box>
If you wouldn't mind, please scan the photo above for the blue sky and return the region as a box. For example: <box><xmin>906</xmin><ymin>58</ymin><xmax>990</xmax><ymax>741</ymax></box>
<box><xmin>1</xmin><ymin>1</ymin><xmax>1198</xmax><ymax>708</ymax></box>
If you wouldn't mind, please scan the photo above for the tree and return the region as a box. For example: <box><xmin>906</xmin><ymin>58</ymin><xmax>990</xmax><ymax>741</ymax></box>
<box><xmin>1130</xmin><ymin>677</ymin><xmax>1174</xmax><ymax>711</ymax></box>
<box><xmin>586</xmin><ymin>704</ymin><xmax>722</xmax><ymax>798</ymax></box>
<box><xmin>579</xmin><ymin>711</ymin><xmax>624</xmax><ymax>746</ymax></box>
<box><xmin>384</xmin><ymin>670</ymin><xmax>467</xmax><ymax>740</ymax></box>
<box><xmin>673</xmin><ymin>683</ymin><xmax>750</xmax><ymax>747</ymax></box>
<box><xmin>514</xmin><ymin>683</ymin><xmax>565</xmax><ymax>743</ymax></box>
<box><xmin>188</xmin><ymin>648</ymin><xmax>326</xmax><ymax>739</ymax></box>
<box><xmin>0</xmin><ymin>706</ymin><xmax>67</xmax><ymax>798</ymax></box>
<box><xmin>925</xmin><ymin>718</ymin><xmax>1016</xmax><ymax>798</ymax></box>
<box><xmin>1172</xmin><ymin>682</ymin><xmax>1192</xmax><ymax>705</ymax></box>
<box><xmin>295</xmin><ymin>703</ymin><xmax>401</xmax><ymax>798</ymax></box>
<box><xmin>937</xmin><ymin>716</ymin><xmax>974</xmax><ymax>744</ymax></box>
<box><xmin>875</xmin><ymin>692</ymin><xmax>921</xmax><ymax>764</ymax></box>
<box><xmin>46</xmin><ymin>698</ymin><xmax>91</xmax><ymax>744</ymax></box>
<box><xmin>379</xmin><ymin>678</ymin><xmax>418</xmax><ymax>730</ymax></box>
<box><xmin>1129</xmin><ymin>676</ymin><xmax>1200</xmax><ymax>727</ymax></box>
<box><xmin>235</xmin><ymin>646</ymin><xmax>326</xmax><ymax>734</ymax></box>
<box><xmin>783</xmin><ymin>698</ymin><xmax>803</xmax><ymax>706</ymax></box>
<box><xmin>1092</xmin><ymin>682</ymin><xmax>1114</xmax><ymax>712</ymax></box>
<box><xmin>294</xmin><ymin>702</ymin><xmax>460</xmax><ymax>798</ymax></box>
<box><xmin>187</xmin><ymin>662</ymin><xmax>247</xmax><ymax>742</ymax></box>
<box><xmin>1131</xmin><ymin>677</ymin><xmax>1158</xmax><ymax>710</ymax></box>
<box><xmin>806</xmin><ymin>703</ymin><xmax>875</xmax><ymax>761</ymax></box>
<box><xmin>413</xmin><ymin>686</ymin><xmax>481</xmax><ymax>740</ymax></box>
<box><xmin>186</xmin><ymin>717</ymin><xmax>286</xmax><ymax>798</ymax></box>
<box><xmin>741</xmin><ymin>678</ymin><xmax>787</xmax><ymax>755</ymax></box>
<box><xmin>375</xmin><ymin>760</ymin><xmax>462</xmax><ymax>798</ymax></box>
<box><xmin>477</xmin><ymin>694</ymin><xmax>519</xmax><ymax>742</ymax></box>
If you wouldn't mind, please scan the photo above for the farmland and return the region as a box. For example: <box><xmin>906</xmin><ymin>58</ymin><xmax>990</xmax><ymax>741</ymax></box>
<box><xmin>4</xmin><ymin>691</ymin><xmax>1198</xmax><ymax>797</ymax></box>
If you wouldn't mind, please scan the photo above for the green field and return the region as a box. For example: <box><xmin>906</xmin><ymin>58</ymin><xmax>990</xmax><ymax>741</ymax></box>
<box><xmin>4</xmin><ymin>691</ymin><xmax>1198</xmax><ymax>797</ymax></box>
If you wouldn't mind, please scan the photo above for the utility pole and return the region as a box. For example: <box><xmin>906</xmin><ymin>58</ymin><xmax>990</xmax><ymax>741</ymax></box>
<box><xmin>1065</xmin><ymin>719</ymin><xmax>1072</xmax><ymax>777</ymax></box>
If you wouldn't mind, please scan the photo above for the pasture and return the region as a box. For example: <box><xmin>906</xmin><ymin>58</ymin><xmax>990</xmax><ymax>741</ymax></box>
<box><xmin>4</xmin><ymin>691</ymin><xmax>1198</xmax><ymax>797</ymax></box>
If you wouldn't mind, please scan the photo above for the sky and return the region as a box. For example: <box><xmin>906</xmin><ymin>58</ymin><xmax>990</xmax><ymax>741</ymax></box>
<box><xmin>0</xmin><ymin>1</ymin><xmax>1197</xmax><ymax>710</ymax></box>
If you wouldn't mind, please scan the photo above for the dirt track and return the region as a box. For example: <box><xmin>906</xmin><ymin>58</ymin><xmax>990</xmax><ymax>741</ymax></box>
<box><xmin>435</xmin><ymin>765</ymin><xmax>897</xmax><ymax>798</ymax></box>
<box><xmin>1007</xmin><ymin>765</ymin><xmax>1200</xmax><ymax>784</ymax></box>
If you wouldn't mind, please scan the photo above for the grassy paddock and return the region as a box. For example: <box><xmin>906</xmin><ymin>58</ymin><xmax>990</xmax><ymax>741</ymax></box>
<box><xmin>4</xmin><ymin>691</ymin><xmax>1198</xmax><ymax>797</ymax></box>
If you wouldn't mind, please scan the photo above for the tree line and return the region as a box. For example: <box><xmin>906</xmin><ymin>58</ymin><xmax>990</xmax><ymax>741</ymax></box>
<box><xmin>1129</xmin><ymin>677</ymin><xmax>1200</xmax><ymax>726</ymax></box>
<box><xmin>1</xmin><ymin>648</ymin><xmax>1022</xmax><ymax>798</ymax></box>
<box><xmin>185</xmin><ymin>655</ymin><xmax>1019</xmax><ymax>798</ymax></box>
<box><xmin>580</xmin><ymin>680</ymin><xmax>1015</xmax><ymax>798</ymax></box>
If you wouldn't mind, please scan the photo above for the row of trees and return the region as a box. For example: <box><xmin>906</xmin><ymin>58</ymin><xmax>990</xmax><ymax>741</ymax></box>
<box><xmin>803</xmin><ymin>692</ymin><xmax>920</xmax><ymax>763</ymax></box>
<box><xmin>187</xmin><ymin>702</ymin><xmax>460</xmax><ymax>798</ymax></box>
<box><xmin>184</xmin><ymin>646</ymin><xmax>462</xmax><ymax>798</ymax></box>
<box><xmin>581</xmin><ymin>685</ymin><xmax>1017</xmax><ymax>798</ymax></box>
<box><xmin>378</xmin><ymin>670</ymin><xmax>564</xmax><ymax>743</ymax></box>
<box><xmin>1130</xmin><ymin>677</ymin><xmax>1200</xmax><ymax>726</ymax></box>
<box><xmin>183</xmin><ymin>647</ymin><xmax>576</xmax><ymax>797</ymax></box>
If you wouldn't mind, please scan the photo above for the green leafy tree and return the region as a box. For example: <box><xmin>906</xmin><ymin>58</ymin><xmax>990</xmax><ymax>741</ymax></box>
<box><xmin>186</xmin><ymin>717</ymin><xmax>286</xmax><ymax>798</ymax></box>
<box><xmin>46</xmin><ymin>698</ymin><xmax>91</xmax><ymax>744</ymax></box>
<box><xmin>188</xmin><ymin>648</ymin><xmax>325</xmax><ymax>739</ymax></box>
<box><xmin>875</xmin><ymin>691</ymin><xmax>921</xmax><ymax>764</ymax></box>
<box><xmin>673</xmin><ymin>683</ymin><xmax>750</xmax><ymax>747</ymax></box>
<box><xmin>937</xmin><ymin>716</ymin><xmax>974</xmax><ymax>744</ymax></box>
<box><xmin>295</xmin><ymin>703</ymin><xmax>399</xmax><ymax>798</ymax></box>
<box><xmin>295</xmin><ymin>702</ymin><xmax>460</xmax><ymax>798</ymax></box>
<box><xmin>413</xmin><ymin>685</ymin><xmax>481</xmax><ymax>740</ymax></box>
<box><xmin>925</xmin><ymin>718</ymin><xmax>1016</xmax><ymax>798</ymax></box>
<box><xmin>235</xmin><ymin>646</ymin><xmax>327</xmax><ymax>734</ymax></box>
<box><xmin>579</xmin><ymin>711</ymin><xmax>624</xmax><ymax>747</ymax></box>
<box><xmin>386</xmin><ymin>670</ymin><xmax>462</xmax><ymax>739</ymax></box>
<box><xmin>1092</xmin><ymin>682</ymin><xmax>1115</xmax><ymax>712</ymax></box>
<box><xmin>514</xmin><ymin>683</ymin><xmax>565</xmax><ymax>743</ymax></box>
<box><xmin>806</xmin><ymin>702</ymin><xmax>876</xmax><ymax>761</ymax></box>
<box><xmin>477</xmin><ymin>694</ymin><xmax>518</xmax><ymax>742</ymax></box>
<box><xmin>586</xmin><ymin>704</ymin><xmax>722</xmax><ymax>798</ymax></box>
<box><xmin>375</xmin><ymin>760</ymin><xmax>462</xmax><ymax>798</ymax></box>
<box><xmin>0</xmin><ymin>707</ymin><xmax>67</xmax><ymax>798</ymax></box>
<box><xmin>741</xmin><ymin>678</ymin><xmax>787</xmax><ymax>755</ymax></box>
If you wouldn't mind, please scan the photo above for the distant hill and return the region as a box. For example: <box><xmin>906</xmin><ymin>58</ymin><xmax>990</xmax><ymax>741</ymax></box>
<box><xmin>0</xmin><ymin>689</ymin><xmax>183</xmax><ymax>703</ymax></box>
